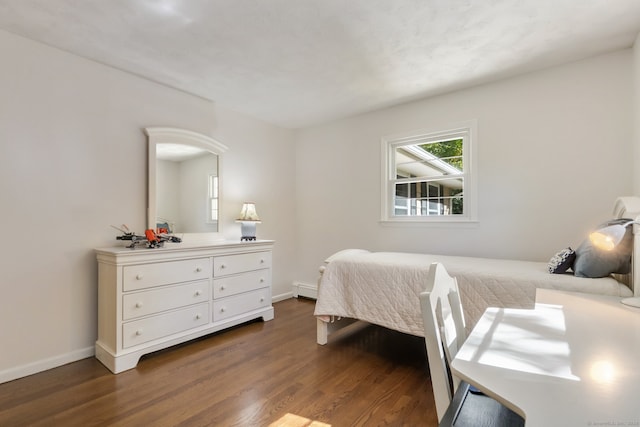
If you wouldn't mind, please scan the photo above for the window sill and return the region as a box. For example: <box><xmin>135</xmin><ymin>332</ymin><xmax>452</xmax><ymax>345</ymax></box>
<box><xmin>379</xmin><ymin>218</ymin><xmax>479</xmax><ymax>228</ymax></box>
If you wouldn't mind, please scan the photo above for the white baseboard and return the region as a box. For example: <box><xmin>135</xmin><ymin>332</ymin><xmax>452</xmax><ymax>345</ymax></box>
<box><xmin>272</xmin><ymin>291</ymin><xmax>293</xmax><ymax>302</ymax></box>
<box><xmin>292</xmin><ymin>281</ymin><xmax>317</xmax><ymax>299</ymax></box>
<box><xmin>0</xmin><ymin>346</ymin><xmax>95</xmax><ymax>384</ymax></box>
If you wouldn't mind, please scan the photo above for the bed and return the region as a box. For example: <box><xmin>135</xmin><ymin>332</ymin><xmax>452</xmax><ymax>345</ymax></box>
<box><xmin>314</xmin><ymin>197</ymin><xmax>640</xmax><ymax>345</ymax></box>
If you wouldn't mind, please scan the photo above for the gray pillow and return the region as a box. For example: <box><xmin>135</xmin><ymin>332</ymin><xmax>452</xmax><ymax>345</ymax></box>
<box><xmin>573</xmin><ymin>218</ymin><xmax>633</xmax><ymax>278</ymax></box>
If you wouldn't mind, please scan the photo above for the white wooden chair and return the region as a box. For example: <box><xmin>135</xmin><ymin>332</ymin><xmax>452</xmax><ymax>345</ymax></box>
<box><xmin>420</xmin><ymin>262</ymin><xmax>467</xmax><ymax>421</ymax></box>
<box><xmin>420</xmin><ymin>262</ymin><xmax>524</xmax><ymax>426</ymax></box>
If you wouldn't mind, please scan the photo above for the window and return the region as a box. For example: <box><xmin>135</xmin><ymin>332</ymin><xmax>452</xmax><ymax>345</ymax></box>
<box><xmin>381</xmin><ymin>121</ymin><xmax>477</xmax><ymax>223</ymax></box>
<box><xmin>208</xmin><ymin>173</ymin><xmax>219</xmax><ymax>222</ymax></box>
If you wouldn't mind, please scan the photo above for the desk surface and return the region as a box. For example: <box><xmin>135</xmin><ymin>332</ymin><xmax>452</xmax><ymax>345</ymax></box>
<box><xmin>451</xmin><ymin>289</ymin><xmax>640</xmax><ymax>427</ymax></box>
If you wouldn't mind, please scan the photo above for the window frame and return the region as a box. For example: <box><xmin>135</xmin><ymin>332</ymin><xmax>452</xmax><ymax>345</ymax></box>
<box><xmin>380</xmin><ymin>120</ymin><xmax>478</xmax><ymax>224</ymax></box>
<box><xmin>207</xmin><ymin>173</ymin><xmax>219</xmax><ymax>224</ymax></box>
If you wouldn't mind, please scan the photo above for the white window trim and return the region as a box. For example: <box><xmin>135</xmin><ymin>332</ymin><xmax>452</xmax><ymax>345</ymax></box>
<box><xmin>207</xmin><ymin>173</ymin><xmax>219</xmax><ymax>224</ymax></box>
<box><xmin>380</xmin><ymin>120</ymin><xmax>478</xmax><ymax>224</ymax></box>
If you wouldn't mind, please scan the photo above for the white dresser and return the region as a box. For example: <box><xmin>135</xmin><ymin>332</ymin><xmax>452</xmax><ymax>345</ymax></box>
<box><xmin>95</xmin><ymin>240</ymin><xmax>274</xmax><ymax>373</ymax></box>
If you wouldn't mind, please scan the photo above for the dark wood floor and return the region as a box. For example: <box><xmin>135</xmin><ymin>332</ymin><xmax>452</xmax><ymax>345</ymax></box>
<box><xmin>0</xmin><ymin>298</ymin><xmax>438</xmax><ymax>426</ymax></box>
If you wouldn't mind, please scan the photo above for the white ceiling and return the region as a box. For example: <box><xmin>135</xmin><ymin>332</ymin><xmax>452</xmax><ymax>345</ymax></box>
<box><xmin>1</xmin><ymin>0</ymin><xmax>640</xmax><ymax>129</ymax></box>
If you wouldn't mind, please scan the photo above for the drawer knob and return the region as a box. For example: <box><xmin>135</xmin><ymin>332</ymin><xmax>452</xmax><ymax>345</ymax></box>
<box><xmin>196</xmin><ymin>267</ymin><xmax>202</xmax><ymax>272</ymax></box>
<box><xmin>220</xmin><ymin>285</ymin><xmax>225</xmax><ymax>291</ymax></box>
<box><xmin>195</xmin><ymin>290</ymin><xmax>201</xmax><ymax>296</ymax></box>
<box><xmin>260</xmin><ymin>259</ymin><xmax>265</xmax><ymax>264</ymax></box>
<box><xmin>220</xmin><ymin>307</ymin><xmax>225</xmax><ymax>312</ymax></box>
<box><xmin>195</xmin><ymin>314</ymin><xmax>201</xmax><ymax>320</ymax></box>
<box><xmin>220</xmin><ymin>264</ymin><xmax>226</xmax><ymax>269</ymax></box>
<box><xmin>135</xmin><ymin>302</ymin><xmax>143</xmax><ymax>308</ymax></box>
<box><xmin>260</xmin><ymin>297</ymin><xmax>265</xmax><ymax>302</ymax></box>
<box><xmin>136</xmin><ymin>274</ymin><xmax>144</xmax><ymax>280</ymax></box>
<box><xmin>136</xmin><ymin>330</ymin><xmax>142</xmax><ymax>336</ymax></box>
<box><xmin>260</xmin><ymin>278</ymin><xmax>265</xmax><ymax>283</ymax></box>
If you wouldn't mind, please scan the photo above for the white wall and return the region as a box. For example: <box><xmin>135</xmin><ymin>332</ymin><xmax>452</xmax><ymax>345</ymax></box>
<box><xmin>633</xmin><ymin>34</ymin><xmax>640</xmax><ymax>193</ymax></box>
<box><xmin>0</xmin><ymin>30</ymin><xmax>296</xmax><ymax>382</ymax></box>
<box><xmin>295</xmin><ymin>50</ymin><xmax>634</xmax><ymax>285</ymax></box>
<box><xmin>208</xmin><ymin>104</ymin><xmax>298</xmax><ymax>301</ymax></box>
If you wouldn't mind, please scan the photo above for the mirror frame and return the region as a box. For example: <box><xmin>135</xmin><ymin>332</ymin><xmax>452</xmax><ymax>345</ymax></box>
<box><xmin>145</xmin><ymin>127</ymin><xmax>228</xmax><ymax>240</ymax></box>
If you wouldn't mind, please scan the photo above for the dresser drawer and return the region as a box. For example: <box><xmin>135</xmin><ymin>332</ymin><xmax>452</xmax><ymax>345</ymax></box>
<box><xmin>213</xmin><ymin>288</ymin><xmax>270</xmax><ymax>322</ymax></box>
<box><xmin>212</xmin><ymin>270</ymin><xmax>270</xmax><ymax>299</ymax></box>
<box><xmin>123</xmin><ymin>258</ymin><xmax>211</xmax><ymax>291</ymax></box>
<box><xmin>122</xmin><ymin>303</ymin><xmax>209</xmax><ymax>348</ymax></box>
<box><xmin>123</xmin><ymin>280</ymin><xmax>210</xmax><ymax>320</ymax></box>
<box><xmin>213</xmin><ymin>252</ymin><xmax>271</xmax><ymax>277</ymax></box>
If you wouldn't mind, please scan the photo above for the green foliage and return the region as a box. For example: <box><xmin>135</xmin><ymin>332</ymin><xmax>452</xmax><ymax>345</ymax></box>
<box><xmin>451</xmin><ymin>189</ymin><xmax>463</xmax><ymax>214</ymax></box>
<box><xmin>420</xmin><ymin>139</ymin><xmax>463</xmax><ymax>170</ymax></box>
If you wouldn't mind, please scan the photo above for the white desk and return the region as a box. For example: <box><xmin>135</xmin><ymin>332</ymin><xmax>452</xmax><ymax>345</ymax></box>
<box><xmin>451</xmin><ymin>289</ymin><xmax>640</xmax><ymax>427</ymax></box>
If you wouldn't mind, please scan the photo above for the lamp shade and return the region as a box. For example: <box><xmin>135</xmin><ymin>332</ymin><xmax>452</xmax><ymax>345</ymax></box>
<box><xmin>589</xmin><ymin>224</ymin><xmax>627</xmax><ymax>251</ymax></box>
<box><xmin>589</xmin><ymin>220</ymin><xmax>638</xmax><ymax>251</ymax></box>
<box><xmin>237</xmin><ymin>202</ymin><xmax>261</xmax><ymax>222</ymax></box>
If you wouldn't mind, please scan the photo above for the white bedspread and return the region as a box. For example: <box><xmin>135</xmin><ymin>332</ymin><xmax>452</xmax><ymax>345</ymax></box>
<box><xmin>314</xmin><ymin>250</ymin><xmax>633</xmax><ymax>337</ymax></box>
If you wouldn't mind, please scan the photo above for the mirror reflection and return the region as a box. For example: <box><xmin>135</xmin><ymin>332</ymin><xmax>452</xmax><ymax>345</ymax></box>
<box><xmin>146</xmin><ymin>127</ymin><xmax>228</xmax><ymax>238</ymax></box>
<box><xmin>155</xmin><ymin>144</ymin><xmax>219</xmax><ymax>233</ymax></box>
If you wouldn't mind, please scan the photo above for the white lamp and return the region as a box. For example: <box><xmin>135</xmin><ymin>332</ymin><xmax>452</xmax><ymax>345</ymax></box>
<box><xmin>589</xmin><ymin>220</ymin><xmax>640</xmax><ymax>308</ymax></box>
<box><xmin>589</xmin><ymin>223</ymin><xmax>630</xmax><ymax>251</ymax></box>
<box><xmin>236</xmin><ymin>202</ymin><xmax>261</xmax><ymax>241</ymax></box>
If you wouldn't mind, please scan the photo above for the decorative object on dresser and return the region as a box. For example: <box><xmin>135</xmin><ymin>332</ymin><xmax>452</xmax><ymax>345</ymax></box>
<box><xmin>95</xmin><ymin>240</ymin><xmax>274</xmax><ymax>373</ymax></box>
<box><xmin>236</xmin><ymin>202</ymin><xmax>261</xmax><ymax>241</ymax></box>
<box><xmin>112</xmin><ymin>224</ymin><xmax>182</xmax><ymax>249</ymax></box>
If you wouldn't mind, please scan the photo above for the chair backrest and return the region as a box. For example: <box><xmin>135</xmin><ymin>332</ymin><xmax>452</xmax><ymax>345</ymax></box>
<box><xmin>420</xmin><ymin>262</ymin><xmax>467</xmax><ymax>422</ymax></box>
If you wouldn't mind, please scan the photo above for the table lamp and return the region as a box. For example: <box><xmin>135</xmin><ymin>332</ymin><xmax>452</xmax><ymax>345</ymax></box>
<box><xmin>589</xmin><ymin>220</ymin><xmax>640</xmax><ymax>308</ymax></box>
<box><xmin>236</xmin><ymin>202</ymin><xmax>261</xmax><ymax>241</ymax></box>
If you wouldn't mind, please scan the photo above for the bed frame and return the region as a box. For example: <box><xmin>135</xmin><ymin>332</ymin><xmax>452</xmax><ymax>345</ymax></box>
<box><xmin>316</xmin><ymin>196</ymin><xmax>640</xmax><ymax>345</ymax></box>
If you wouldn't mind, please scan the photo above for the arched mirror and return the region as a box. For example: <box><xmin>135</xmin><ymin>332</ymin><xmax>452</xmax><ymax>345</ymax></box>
<box><xmin>146</xmin><ymin>127</ymin><xmax>228</xmax><ymax>238</ymax></box>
